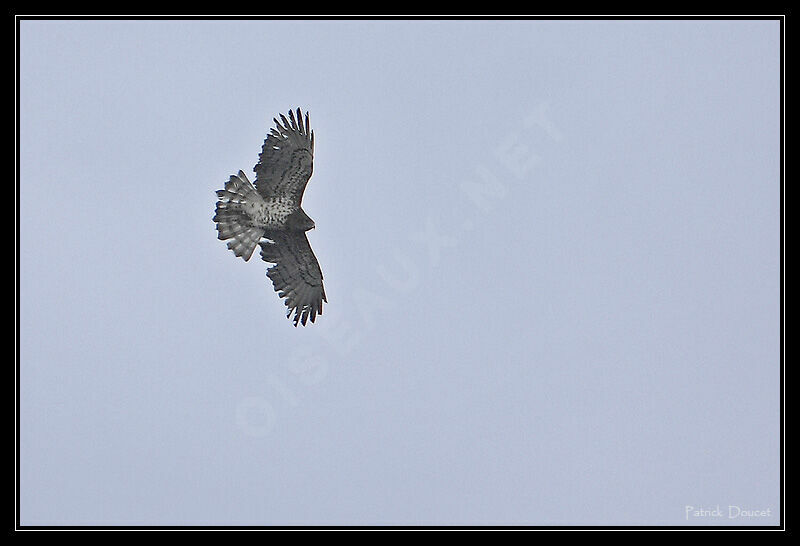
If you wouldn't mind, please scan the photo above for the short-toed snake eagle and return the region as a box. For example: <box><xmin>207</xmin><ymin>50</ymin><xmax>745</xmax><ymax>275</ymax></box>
<box><xmin>213</xmin><ymin>108</ymin><xmax>326</xmax><ymax>326</ymax></box>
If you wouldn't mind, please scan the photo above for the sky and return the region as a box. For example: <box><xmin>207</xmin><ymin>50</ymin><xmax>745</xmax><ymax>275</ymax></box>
<box><xmin>18</xmin><ymin>19</ymin><xmax>781</xmax><ymax>526</ymax></box>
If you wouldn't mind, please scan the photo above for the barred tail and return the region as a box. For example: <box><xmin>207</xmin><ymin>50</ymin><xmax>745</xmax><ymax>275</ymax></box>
<box><xmin>213</xmin><ymin>171</ymin><xmax>265</xmax><ymax>261</ymax></box>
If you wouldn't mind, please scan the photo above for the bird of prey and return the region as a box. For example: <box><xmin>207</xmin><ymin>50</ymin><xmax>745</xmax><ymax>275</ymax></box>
<box><xmin>213</xmin><ymin>108</ymin><xmax>326</xmax><ymax>326</ymax></box>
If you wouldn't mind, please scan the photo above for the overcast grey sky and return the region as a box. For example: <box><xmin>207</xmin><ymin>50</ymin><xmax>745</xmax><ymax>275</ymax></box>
<box><xmin>19</xmin><ymin>19</ymin><xmax>780</xmax><ymax>526</ymax></box>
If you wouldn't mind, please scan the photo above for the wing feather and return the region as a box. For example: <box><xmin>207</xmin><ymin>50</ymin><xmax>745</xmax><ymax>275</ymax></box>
<box><xmin>255</xmin><ymin>108</ymin><xmax>314</xmax><ymax>203</ymax></box>
<box><xmin>260</xmin><ymin>231</ymin><xmax>326</xmax><ymax>327</ymax></box>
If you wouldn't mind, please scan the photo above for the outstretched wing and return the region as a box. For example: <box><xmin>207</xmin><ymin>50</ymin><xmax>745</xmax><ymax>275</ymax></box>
<box><xmin>260</xmin><ymin>231</ymin><xmax>326</xmax><ymax>327</ymax></box>
<box><xmin>254</xmin><ymin>107</ymin><xmax>314</xmax><ymax>204</ymax></box>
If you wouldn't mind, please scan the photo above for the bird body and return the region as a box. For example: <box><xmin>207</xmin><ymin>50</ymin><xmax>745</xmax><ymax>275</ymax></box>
<box><xmin>242</xmin><ymin>188</ymin><xmax>297</xmax><ymax>230</ymax></box>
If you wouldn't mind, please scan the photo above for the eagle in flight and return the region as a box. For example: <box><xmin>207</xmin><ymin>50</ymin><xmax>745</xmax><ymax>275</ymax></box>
<box><xmin>213</xmin><ymin>108</ymin><xmax>326</xmax><ymax>326</ymax></box>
